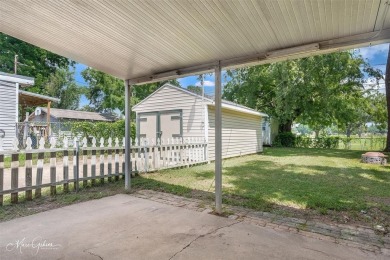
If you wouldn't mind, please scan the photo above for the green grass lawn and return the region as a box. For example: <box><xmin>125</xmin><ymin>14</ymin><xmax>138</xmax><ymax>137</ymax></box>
<box><xmin>133</xmin><ymin>148</ymin><xmax>390</xmax><ymax>216</ymax></box>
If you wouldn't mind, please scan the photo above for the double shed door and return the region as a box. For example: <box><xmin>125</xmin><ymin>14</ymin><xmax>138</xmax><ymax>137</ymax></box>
<box><xmin>138</xmin><ymin>110</ymin><xmax>182</xmax><ymax>141</ymax></box>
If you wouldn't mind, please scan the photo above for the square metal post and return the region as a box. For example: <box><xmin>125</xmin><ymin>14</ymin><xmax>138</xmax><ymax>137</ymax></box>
<box><xmin>215</xmin><ymin>62</ymin><xmax>222</xmax><ymax>213</ymax></box>
<box><xmin>125</xmin><ymin>80</ymin><xmax>132</xmax><ymax>189</ymax></box>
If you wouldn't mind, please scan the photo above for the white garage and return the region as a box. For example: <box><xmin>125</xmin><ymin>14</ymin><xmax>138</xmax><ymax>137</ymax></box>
<box><xmin>133</xmin><ymin>84</ymin><xmax>268</xmax><ymax>161</ymax></box>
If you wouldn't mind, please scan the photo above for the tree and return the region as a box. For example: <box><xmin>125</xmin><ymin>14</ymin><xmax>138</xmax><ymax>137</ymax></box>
<box><xmin>186</xmin><ymin>85</ymin><xmax>203</xmax><ymax>95</ymax></box>
<box><xmin>43</xmin><ymin>69</ymin><xmax>82</xmax><ymax>110</ymax></box>
<box><xmin>0</xmin><ymin>32</ymin><xmax>73</xmax><ymax>92</ymax></box>
<box><xmin>81</xmin><ymin>68</ymin><xmax>181</xmax><ymax>114</ymax></box>
<box><xmin>223</xmin><ymin>52</ymin><xmax>383</xmax><ymax>135</ymax></box>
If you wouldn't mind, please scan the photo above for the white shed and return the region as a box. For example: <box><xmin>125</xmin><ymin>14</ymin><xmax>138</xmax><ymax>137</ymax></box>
<box><xmin>133</xmin><ymin>84</ymin><xmax>268</xmax><ymax>160</ymax></box>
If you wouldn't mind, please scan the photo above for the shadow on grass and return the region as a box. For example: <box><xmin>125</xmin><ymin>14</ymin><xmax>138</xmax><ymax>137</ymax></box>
<box><xmin>131</xmin><ymin>176</ymin><xmax>275</xmax><ymax>211</ymax></box>
<box><xmin>263</xmin><ymin>147</ymin><xmax>390</xmax><ymax>160</ymax></box>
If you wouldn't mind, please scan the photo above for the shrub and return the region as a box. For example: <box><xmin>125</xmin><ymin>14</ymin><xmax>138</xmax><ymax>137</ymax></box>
<box><xmin>295</xmin><ymin>136</ymin><xmax>313</xmax><ymax>148</ymax></box>
<box><xmin>276</xmin><ymin>134</ymin><xmax>340</xmax><ymax>149</ymax></box>
<box><xmin>274</xmin><ymin>132</ymin><xmax>296</xmax><ymax>147</ymax></box>
<box><xmin>70</xmin><ymin>120</ymin><xmax>136</xmax><ymax>142</ymax></box>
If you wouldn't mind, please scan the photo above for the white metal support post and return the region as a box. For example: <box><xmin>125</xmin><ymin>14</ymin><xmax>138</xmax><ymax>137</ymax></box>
<box><xmin>125</xmin><ymin>80</ymin><xmax>132</xmax><ymax>189</ymax></box>
<box><xmin>215</xmin><ymin>62</ymin><xmax>222</xmax><ymax>214</ymax></box>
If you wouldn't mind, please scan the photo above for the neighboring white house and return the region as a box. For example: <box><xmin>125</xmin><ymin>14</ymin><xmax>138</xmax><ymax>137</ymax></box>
<box><xmin>0</xmin><ymin>72</ymin><xmax>34</xmax><ymax>150</ymax></box>
<box><xmin>28</xmin><ymin>107</ymin><xmax>117</xmax><ymax>139</ymax></box>
<box><xmin>133</xmin><ymin>84</ymin><xmax>268</xmax><ymax>160</ymax></box>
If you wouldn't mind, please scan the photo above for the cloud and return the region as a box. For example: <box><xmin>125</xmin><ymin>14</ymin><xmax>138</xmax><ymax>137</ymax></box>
<box><xmin>195</xmin><ymin>80</ymin><xmax>214</xmax><ymax>87</ymax></box>
<box><xmin>355</xmin><ymin>44</ymin><xmax>388</xmax><ymax>60</ymax></box>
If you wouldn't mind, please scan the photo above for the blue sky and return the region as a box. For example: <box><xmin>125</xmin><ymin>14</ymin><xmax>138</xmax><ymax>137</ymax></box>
<box><xmin>75</xmin><ymin>43</ymin><xmax>390</xmax><ymax>108</ymax></box>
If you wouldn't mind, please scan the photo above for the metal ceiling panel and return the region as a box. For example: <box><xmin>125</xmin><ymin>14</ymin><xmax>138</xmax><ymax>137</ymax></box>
<box><xmin>0</xmin><ymin>0</ymin><xmax>388</xmax><ymax>81</ymax></box>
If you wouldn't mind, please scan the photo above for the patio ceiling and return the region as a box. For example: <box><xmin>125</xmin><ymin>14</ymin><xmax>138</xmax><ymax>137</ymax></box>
<box><xmin>1</xmin><ymin>0</ymin><xmax>390</xmax><ymax>84</ymax></box>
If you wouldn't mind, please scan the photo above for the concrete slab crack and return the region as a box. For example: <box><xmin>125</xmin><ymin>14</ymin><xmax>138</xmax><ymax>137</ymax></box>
<box><xmin>302</xmin><ymin>247</ymin><xmax>334</xmax><ymax>258</ymax></box>
<box><xmin>83</xmin><ymin>248</ymin><xmax>103</xmax><ymax>260</ymax></box>
<box><xmin>169</xmin><ymin>220</ymin><xmax>243</xmax><ymax>260</ymax></box>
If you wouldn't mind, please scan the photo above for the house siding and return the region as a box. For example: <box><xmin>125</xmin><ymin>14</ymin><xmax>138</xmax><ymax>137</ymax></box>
<box><xmin>133</xmin><ymin>85</ymin><xmax>206</xmax><ymax>140</ymax></box>
<box><xmin>0</xmin><ymin>81</ymin><xmax>17</xmax><ymax>150</ymax></box>
<box><xmin>208</xmin><ymin>106</ymin><xmax>263</xmax><ymax>160</ymax></box>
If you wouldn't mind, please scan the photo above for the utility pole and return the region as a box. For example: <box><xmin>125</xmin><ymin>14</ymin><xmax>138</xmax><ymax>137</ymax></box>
<box><xmin>14</xmin><ymin>54</ymin><xmax>18</xmax><ymax>74</ymax></box>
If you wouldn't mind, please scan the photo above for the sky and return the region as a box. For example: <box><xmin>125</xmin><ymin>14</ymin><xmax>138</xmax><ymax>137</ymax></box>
<box><xmin>74</xmin><ymin>43</ymin><xmax>390</xmax><ymax>108</ymax></box>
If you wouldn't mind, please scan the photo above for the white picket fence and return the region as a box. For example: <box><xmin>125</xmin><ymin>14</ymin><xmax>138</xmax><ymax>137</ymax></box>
<box><xmin>0</xmin><ymin>136</ymin><xmax>208</xmax><ymax>205</ymax></box>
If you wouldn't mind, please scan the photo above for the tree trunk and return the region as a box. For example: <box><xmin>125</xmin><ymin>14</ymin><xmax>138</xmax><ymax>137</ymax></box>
<box><xmin>314</xmin><ymin>130</ymin><xmax>320</xmax><ymax>138</ymax></box>
<box><xmin>385</xmin><ymin>44</ymin><xmax>390</xmax><ymax>152</ymax></box>
<box><xmin>278</xmin><ymin>120</ymin><xmax>292</xmax><ymax>133</ymax></box>
<box><xmin>346</xmin><ymin>124</ymin><xmax>352</xmax><ymax>138</ymax></box>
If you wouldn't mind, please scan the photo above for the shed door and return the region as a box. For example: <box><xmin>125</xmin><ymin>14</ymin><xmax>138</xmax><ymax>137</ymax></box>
<box><xmin>160</xmin><ymin>111</ymin><xmax>182</xmax><ymax>140</ymax></box>
<box><xmin>138</xmin><ymin>113</ymin><xmax>157</xmax><ymax>139</ymax></box>
<box><xmin>137</xmin><ymin>110</ymin><xmax>182</xmax><ymax>141</ymax></box>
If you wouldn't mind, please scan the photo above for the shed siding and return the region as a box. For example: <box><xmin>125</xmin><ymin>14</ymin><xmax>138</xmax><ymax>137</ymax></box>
<box><xmin>133</xmin><ymin>86</ymin><xmax>206</xmax><ymax>140</ymax></box>
<box><xmin>208</xmin><ymin>106</ymin><xmax>263</xmax><ymax>160</ymax></box>
<box><xmin>0</xmin><ymin>82</ymin><xmax>17</xmax><ymax>150</ymax></box>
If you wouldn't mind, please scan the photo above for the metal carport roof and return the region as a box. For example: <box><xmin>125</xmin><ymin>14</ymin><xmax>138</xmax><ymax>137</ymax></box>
<box><xmin>2</xmin><ymin>0</ymin><xmax>390</xmax><ymax>213</ymax></box>
<box><xmin>1</xmin><ymin>0</ymin><xmax>390</xmax><ymax>83</ymax></box>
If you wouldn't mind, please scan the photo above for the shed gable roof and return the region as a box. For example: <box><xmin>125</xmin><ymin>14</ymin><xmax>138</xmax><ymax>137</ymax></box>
<box><xmin>133</xmin><ymin>84</ymin><xmax>268</xmax><ymax>117</ymax></box>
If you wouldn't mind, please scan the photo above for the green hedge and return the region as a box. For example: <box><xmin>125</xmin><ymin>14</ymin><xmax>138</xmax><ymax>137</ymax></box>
<box><xmin>275</xmin><ymin>133</ymin><xmax>339</xmax><ymax>149</ymax></box>
<box><xmin>70</xmin><ymin>120</ymin><xmax>136</xmax><ymax>141</ymax></box>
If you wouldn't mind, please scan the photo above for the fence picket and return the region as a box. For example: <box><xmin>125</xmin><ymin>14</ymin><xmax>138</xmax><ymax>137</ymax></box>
<box><xmin>83</xmin><ymin>149</ymin><xmax>88</xmax><ymax>187</ymax></box>
<box><xmin>100</xmin><ymin>137</ymin><xmax>105</xmax><ymax>183</ymax></box>
<box><xmin>91</xmin><ymin>150</ymin><xmax>96</xmax><ymax>185</ymax></box>
<box><xmin>108</xmin><ymin>151</ymin><xmax>112</xmax><ymax>182</ymax></box>
<box><xmin>99</xmin><ymin>149</ymin><xmax>105</xmax><ymax>183</ymax></box>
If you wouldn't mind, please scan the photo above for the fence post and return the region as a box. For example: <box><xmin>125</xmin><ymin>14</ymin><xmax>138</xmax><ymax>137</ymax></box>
<box><xmin>36</xmin><ymin>152</ymin><xmax>44</xmax><ymax>198</ymax></box>
<box><xmin>50</xmin><ymin>151</ymin><xmax>56</xmax><ymax>196</ymax></box>
<box><xmin>0</xmin><ymin>154</ymin><xmax>3</xmax><ymax>206</ymax></box>
<box><xmin>25</xmin><ymin>152</ymin><xmax>32</xmax><ymax>200</ymax></box>
<box><xmin>11</xmin><ymin>153</ymin><xmax>19</xmax><ymax>203</ymax></box>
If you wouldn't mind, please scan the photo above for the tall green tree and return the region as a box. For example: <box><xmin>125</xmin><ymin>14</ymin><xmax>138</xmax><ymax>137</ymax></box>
<box><xmin>0</xmin><ymin>32</ymin><xmax>73</xmax><ymax>92</ymax></box>
<box><xmin>223</xmin><ymin>52</ymin><xmax>384</xmax><ymax>135</ymax></box>
<box><xmin>81</xmin><ymin>68</ymin><xmax>181</xmax><ymax>113</ymax></box>
<box><xmin>43</xmin><ymin>69</ymin><xmax>82</xmax><ymax>110</ymax></box>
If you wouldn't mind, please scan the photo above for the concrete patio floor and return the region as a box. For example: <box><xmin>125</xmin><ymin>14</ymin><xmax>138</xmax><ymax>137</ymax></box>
<box><xmin>0</xmin><ymin>194</ymin><xmax>386</xmax><ymax>260</ymax></box>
